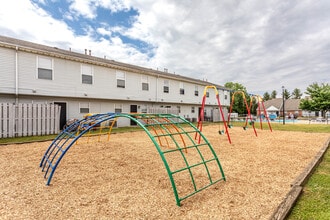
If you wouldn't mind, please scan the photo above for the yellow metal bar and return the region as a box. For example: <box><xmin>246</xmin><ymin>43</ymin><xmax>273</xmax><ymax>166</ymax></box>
<box><xmin>107</xmin><ymin>118</ymin><xmax>118</xmax><ymax>141</ymax></box>
<box><xmin>203</xmin><ymin>85</ymin><xmax>219</xmax><ymax>96</ymax></box>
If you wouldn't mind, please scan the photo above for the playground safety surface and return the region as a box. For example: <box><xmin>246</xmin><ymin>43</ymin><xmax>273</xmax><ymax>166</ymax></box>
<box><xmin>1</xmin><ymin>125</ymin><xmax>329</xmax><ymax>219</ymax></box>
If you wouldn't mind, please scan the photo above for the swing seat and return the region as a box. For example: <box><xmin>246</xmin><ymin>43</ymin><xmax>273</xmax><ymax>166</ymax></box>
<box><xmin>249</xmin><ymin>121</ymin><xmax>254</xmax><ymax>125</ymax></box>
<box><xmin>218</xmin><ymin>130</ymin><xmax>224</xmax><ymax>135</ymax></box>
<box><xmin>228</xmin><ymin>124</ymin><xmax>233</xmax><ymax>128</ymax></box>
<box><xmin>243</xmin><ymin>126</ymin><xmax>247</xmax><ymax>130</ymax></box>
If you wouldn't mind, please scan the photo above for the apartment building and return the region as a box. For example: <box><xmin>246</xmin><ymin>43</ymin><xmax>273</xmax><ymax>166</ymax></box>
<box><xmin>0</xmin><ymin>35</ymin><xmax>230</xmax><ymax>128</ymax></box>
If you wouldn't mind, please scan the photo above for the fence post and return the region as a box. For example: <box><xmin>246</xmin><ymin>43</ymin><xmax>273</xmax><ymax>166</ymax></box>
<box><xmin>0</xmin><ymin>104</ymin><xmax>3</xmax><ymax>138</ymax></box>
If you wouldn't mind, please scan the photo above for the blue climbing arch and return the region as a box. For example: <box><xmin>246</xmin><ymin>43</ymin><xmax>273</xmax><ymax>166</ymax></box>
<box><xmin>40</xmin><ymin>113</ymin><xmax>226</xmax><ymax>206</ymax></box>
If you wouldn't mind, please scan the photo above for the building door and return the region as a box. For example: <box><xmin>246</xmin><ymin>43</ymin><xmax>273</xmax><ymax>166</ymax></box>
<box><xmin>54</xmin><ymin>102</ymin><xmax>67</xmax><ymax>130</ymax></box>
<box><xmin>198</xmin><ymin>107</ymin><xmax>202</xmax><ymax>121</ymax></box>
<box><xmin>130</xmin><ymin>105</ymin><xmax>138</xmax><ymax>125</ymax></box>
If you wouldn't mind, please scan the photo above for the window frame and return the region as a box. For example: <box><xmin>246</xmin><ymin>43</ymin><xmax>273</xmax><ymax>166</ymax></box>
<box><xmin>194</xmin><ymin>85</ymin><xmax>199</xmax><ymax>96</ymax></box>
<box><xmin>81</xmin><ymin>64</ymin><xmax>93</xmax><ymax>85</ymax></box>
<box><xmin>179</xmin><ymin>82</ymin><xmax>185</xmax><ymax>95</ymax></box>
<box><xmin>37</xmin><ymin>56</ymin><xmax>53</xmax><ymax>80</ymax></box>
<box><xmin>116</xmin><ymin>71</ymin><xmax>126</xmax><ymax>88</ymax></box>
<box><xmin>79</xmin><ymin>102</ymin><xmax>90</xmax><ymax>114</ymax></box>
<box><xmin>141</xmin><ymin>75</ymin><xmax>149</xmax><ymax>91</ymax></box>
<box><xmin>163</xmin><ymin>80</ymin><xmax>169</xmax><ymax>93</ymax></box>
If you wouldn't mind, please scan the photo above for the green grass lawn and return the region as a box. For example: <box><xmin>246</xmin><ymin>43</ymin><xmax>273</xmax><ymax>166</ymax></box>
<box><xmin>226</xmin><ymin>121</ymin><xmax>330</xmax><ymax>133</ymax></box>
<box><xmin>0</xmin><ymin>126</ymin><xmax>144</xmax><ymax>144</ymax></box>
<box><xmin>288</xmin><ymin>149</ymin><xmax>330</xmax><ymax>219</ymax></box>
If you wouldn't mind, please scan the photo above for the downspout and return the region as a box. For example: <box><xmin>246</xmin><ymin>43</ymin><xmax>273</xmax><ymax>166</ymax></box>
<box><xmin>15</xmin><ymin>46</ymin><xmax>18</xmax><ymax>104</ymax></box>
<box><xmin>156</xmin><ymin>74</ymin><xmax>159</xmax><ymax>102</ymax></box>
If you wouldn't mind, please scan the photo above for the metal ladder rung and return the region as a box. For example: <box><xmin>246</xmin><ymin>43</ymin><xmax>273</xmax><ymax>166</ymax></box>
<box><xmin>163</xmin><ymin>143</ymin><xmax>209</xmax><ymax>154</ymax></box>
<box><xmin>152</xmin><ymin>130</ymin><xmax>196</xmax><ymax>138</ymax></box>
<box><xmin>63</xmin><ymin>131</ymin><xmax>78</xmax><ymax>138</ymax></box>
<box><xmin>171</xmin><ymin>158</ymin><xmax>217</xmax><ymax>175</ymax></box>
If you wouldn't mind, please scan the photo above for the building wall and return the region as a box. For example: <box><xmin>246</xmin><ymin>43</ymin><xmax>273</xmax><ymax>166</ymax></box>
<box><xmin>0</xmin><ymin>47</ymin><xmax>16</xmax><ymax>94</ymax></box>
<box><xmin>0</xmin><ymin>38</ymin><xmax>230</xmax><ymax>128</ymax></box>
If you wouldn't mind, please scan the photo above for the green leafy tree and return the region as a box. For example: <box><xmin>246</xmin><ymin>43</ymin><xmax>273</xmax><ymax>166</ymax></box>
<box><xmin>283</xmin><ymin>89</ymin><xmax>291</xmax><ymax>99</ymax></box>
<box><xmin>271</xmin><ymin>90</ymin><xmax>277</xmax><ymax>99</ymax></box>
<box><xmin>292</xmin><ymin>88</ymin><xmax>302</xmax><ymax>99</ymax></box>
<box><xmin>263</xmin><ymin>92</ymin><xmax>270</xmax><ymax>101</ymax></box>
<box><xmin>300</xmin><ymin>83</ymin><xmax>330</xmax><ymax>117</ymax></box>
<box><xmin>224</xmin><ymin>82</ymin><xmax>249</xmax><ymax>115</ymax></box>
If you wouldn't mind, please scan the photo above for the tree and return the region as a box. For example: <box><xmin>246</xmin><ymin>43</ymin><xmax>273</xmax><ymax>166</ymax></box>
<box><xmin>300</xmin><ymin>83</ymin><xmax>330</xmax><ymax>117</ymax></box>
<box><xmin>291</xmin><ymin>88</ymin><xmax>302</xmax><ymax>99</ymax></box>
<box><xmin>283</xmin><ymin>89</ymin><xmax>291</xmax><ymax>99</ymax></box>
<box><xmin>224</xmin><ymin>82</ymin><xmax>249</xmax><ymax>115</ymax></box>
<box><xmin>271</xmin><ymin>90</ymin><xmax>277</xmax><ymax>99</ymax></box>
<box><xmin>263</xmin><ymin>92</ymin><xmax>270</xmax><ymax>101</ymax></box>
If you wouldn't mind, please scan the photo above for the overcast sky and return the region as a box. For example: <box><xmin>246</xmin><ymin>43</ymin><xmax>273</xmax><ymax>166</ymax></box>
<box><xmin>1</xmin><ymin>0</ymin><xmax>329</xmax><ymax>96</ymax></box>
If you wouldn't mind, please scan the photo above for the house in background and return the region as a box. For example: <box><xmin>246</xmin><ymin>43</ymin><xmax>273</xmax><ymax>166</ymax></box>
<box><xmin>262</xmin><ymin>98</ymin><xmax>303</xmax><ymax>119</ymax></box>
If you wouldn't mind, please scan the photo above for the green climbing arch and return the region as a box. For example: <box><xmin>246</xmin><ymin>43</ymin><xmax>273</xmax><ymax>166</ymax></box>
<box><xmin>40</xmin><ymin>113</ymin><xmax>226</xmax><ymax>206</ymax></box>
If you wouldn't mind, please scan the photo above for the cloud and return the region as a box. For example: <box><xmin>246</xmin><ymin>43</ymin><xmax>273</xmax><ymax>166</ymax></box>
<box><xmin>0</xmin><ymin>0</ymin><xmax>329</xmax><ymax>96</ymax></box>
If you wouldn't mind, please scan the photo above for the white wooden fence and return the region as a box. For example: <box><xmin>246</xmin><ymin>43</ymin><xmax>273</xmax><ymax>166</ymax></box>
<box><xmin>0</xmin><ymin>103</ymin><xmax>61</xmax><ymax>138</ymax></box>
<box><xmin>147</xmin><ymin>108</ymin><xmax>179</xmax><ymax>115</ymax></box>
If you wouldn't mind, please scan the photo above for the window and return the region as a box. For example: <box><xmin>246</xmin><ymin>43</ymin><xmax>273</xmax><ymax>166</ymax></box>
<box><xmin>141</xmin><ymin>75</ymin><xmax>149</xmax><ymax>91</ymax></box>
<box><xmin>114</xmin><ymin>104</ymin><xmax>123</xmax><ymax>113</ymax></box>
<box><xmin>194</xmin><ymin>85</ymin><xmax>199</xmax><ymax>96</ymax></box>
<box><xmin>81</xmin><ymin>65</ymin><xmax>93</xmax><ymax>84</ymax></box>
<box><xmin>206</xmin><ymin>92</ymin><xmax>210</xmax><ymax>97</ymax></box>
<box><xmin>179</xmin><ymin>82</ymin><xmax>185</xmax><ymax>95</ymax></box>
<box><xmin>225</xmin><ymin>95</ymin><xmax>228</xmax><ymax>100</ymax></box>
<box><xmin>79</xmin><ymin>103</ymin><xmax>89</xmax><ymax>114</ymax></box>
<box><xmin>116</xmin><ymin>71</ymin><xmax>126</xmax><ymax>88</ymax></box>
<box><xmin>191</xmin><ymin>107</ymin><xmax>195</xmax><ymax>113</ymax></box>
<box><xmin>140</xmin><ymin>105</ymin><xmax>147</xmax><ymax>113</ymax></box>
<box><xmin>177</xmin><ymin>106</ymin><xmax>181</xmax><ymax>114</ymax></box>
<box><xmin>37</xmin><ymin>56</ymin><xmax>53</xmax><ymax>80</ymax></box>
<box><xmin>163</xmin><ymin>80</ymin><xmax>169</xmax><ymax>93</ymax></box>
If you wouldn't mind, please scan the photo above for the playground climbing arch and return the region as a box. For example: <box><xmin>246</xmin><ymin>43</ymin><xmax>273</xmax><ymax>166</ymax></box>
<box><xmin>40</xmin><ymin>113</ymin><xmax>226</xmax><ymax>206</ymax></box>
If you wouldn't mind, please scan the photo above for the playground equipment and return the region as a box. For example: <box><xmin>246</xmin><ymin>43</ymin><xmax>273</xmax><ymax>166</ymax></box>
<box><xmin>40</xmin><ymin>113</ymin><xmax>226</xmax><ymax>206</ymax></box>
<box><xmin>227</xmin><ymin>91</ymin><xmax>258</xmax><ymax>137</ymax></box>
<box><xmin>195</xmin><ymin>86</ymin><xmax>231</xmax><ymax>144</ymax></box>
<box><xmin>248</xmin><ymin>95</ymin><xmax>272</xmax><ymax>132</ymax></box>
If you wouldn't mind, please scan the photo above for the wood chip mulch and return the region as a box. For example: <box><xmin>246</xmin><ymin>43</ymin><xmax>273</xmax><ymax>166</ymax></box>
<box><xmin>0</xmin><ymin>125</ymin><xmax>329</xmax><ymax>219</ymax></box>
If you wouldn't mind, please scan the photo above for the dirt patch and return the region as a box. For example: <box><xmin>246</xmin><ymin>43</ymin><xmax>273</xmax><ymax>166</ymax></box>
<box><xmin>0</xmin><ymin>125</ymin><xmax>329</xmax><ymax>219</ymax></box>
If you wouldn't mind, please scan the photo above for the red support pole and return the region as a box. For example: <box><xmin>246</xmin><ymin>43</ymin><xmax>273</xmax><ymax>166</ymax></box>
<box><xmin>216</xmin><ymin>94</ymin><xmax>231</xmax><ymax>144</ymax></box>
<box><xmin>196</xmin><ymin>86</ymin><xmax>231</xmax><ymax>144</ymax></box>
<box><xmin>242</xmin><ymin>94</ymin><xmax>258</xmax><ymax>137</ymax></box>
<box><xmin>195</xmin><ymin>95</ymin><xmax>206</xmax><ymax>143</ymax></box>
<box><xmin>261</xmin><ymin>100</ymin><xmax>272</xmax><ymax>132</ymax></box>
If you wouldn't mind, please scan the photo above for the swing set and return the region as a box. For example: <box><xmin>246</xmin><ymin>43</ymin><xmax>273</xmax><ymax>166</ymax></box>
<box><xmin>227</xmin><ymin>90</ymin><xmax>258</xmax><ymax>137</ymax></box>
<box><xmin>195</xmin><ymin>86</ymin><xmax>231</xmax><ymax>144</ymax></box>
<box><xmin>248</xmin><ymin>95</ymin><xmax>272</xmax><ymax>132</ymax></box>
